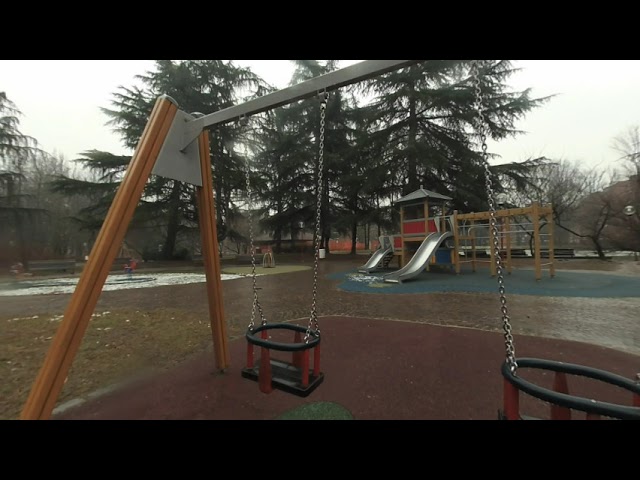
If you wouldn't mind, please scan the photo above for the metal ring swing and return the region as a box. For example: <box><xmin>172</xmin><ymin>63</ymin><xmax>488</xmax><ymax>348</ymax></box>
<box><xmin>471</xmin><ymin>61</ymin><xmax>640</xmax><ymax>420</ymax></box>
<box><xmin>239</xmin><ymin>92</ymin><xmax>329</xmax><ymax>397</ymax></box>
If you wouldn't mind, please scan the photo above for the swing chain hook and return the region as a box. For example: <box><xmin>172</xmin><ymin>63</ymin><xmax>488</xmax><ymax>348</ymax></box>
<box><xmin>306</xmin><ymin>90</ymin><xmax>329</xmax><ymax>342</ymax></box>
<box><xmin>471</xmin><ymin>61</ymin><xmax>517</xmax><ymax>374</ymax></box>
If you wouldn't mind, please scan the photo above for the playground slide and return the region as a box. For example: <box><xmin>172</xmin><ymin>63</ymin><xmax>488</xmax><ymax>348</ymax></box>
<box><xmin>358</xmin><ymin>247</ymin><xmax>394</xmax><ymax>273</ymax></box>
<box><xmin>383</xmin><ymin>231</ymin><xmax>453</xmax><ymax>284</ymax></box>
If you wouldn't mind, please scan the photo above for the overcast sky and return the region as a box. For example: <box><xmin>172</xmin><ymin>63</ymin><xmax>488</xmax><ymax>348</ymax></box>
<box><xmin>1</xmin><ymin>60</ymin><xmax>639</xmax><ymax>174</ymax></box>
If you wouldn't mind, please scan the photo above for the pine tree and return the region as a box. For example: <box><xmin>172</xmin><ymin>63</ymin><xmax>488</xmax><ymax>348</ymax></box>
<box><xmin>0</xmin><ymin>92</ymin><xmax>48</xmax><ymax>265</ymax></box>
<box><xmin>54</xmin><ymin>61</ymin><xmax>267</xmax><ymax>259</ymax></box>
<box><xmin>361</xmin><ymin>61</ymin><xmax>549</xmax><ymax>212</ymax></box>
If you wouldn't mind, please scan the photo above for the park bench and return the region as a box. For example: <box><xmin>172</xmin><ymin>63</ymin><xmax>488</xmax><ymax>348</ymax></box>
<box><xmin>497</xmin><ymin>249</ymin><xmax>529</xmax><ymax>258</ymax></box>
<box><xmin>236</xmin><ymin>254</ymin><xmax>254</xmax><ymax>264</ymax></box>
<box><xmin>540</xmin><ymin>248</ymin><xmax>575</xmax><ymax>258</ymax></box>
<box><xmin>27</xmin><ymin>259</ymin><xmax>76</xmax><ymax>274</ymax></box>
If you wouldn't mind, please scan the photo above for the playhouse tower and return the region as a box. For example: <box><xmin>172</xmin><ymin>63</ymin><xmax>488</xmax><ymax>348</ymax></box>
<box><xmin>395</xmin><ymin>186</ymin><xmax>454</xmax><ymax>268</ymax></box>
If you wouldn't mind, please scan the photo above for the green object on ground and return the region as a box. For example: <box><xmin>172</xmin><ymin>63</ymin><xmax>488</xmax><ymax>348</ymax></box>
<box><xmin>276</xmin><ymin>402</ymin><xmax>354</xmax><ymax>420</ymax></box>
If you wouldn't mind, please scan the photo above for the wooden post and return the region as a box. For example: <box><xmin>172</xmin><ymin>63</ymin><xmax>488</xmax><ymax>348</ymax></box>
<box><xmin>423</xmin><ymin>198</ymin><xmax>429</xmax><ymax>233</ymax></box>
<box><xmin>453</xmin><ymin>210</ymin><xmax>461</xmax><ymax>274</ymax></box>
<box><xmin>21</xmin><ymin>96</ymin><xmax>178</xmax><ymax>420</ymax></box>
<box><xmin>196</xmin><ymin>130</ymin><xmax>230</xmax><ymax>370</ymax></box>
<box><xmin>471</xmin><ymin>220</ymin><xmax>477</xmax><ymax>273</ymax></box>
<box><xmin>532</xmin><ymin>202</ymin><xmax>542</xmax><ymax>281</ymax></box>
<box><xmin>424</xmin><ymin>199</ymin><xmax>431</xmax><ymax>270</ymax></box>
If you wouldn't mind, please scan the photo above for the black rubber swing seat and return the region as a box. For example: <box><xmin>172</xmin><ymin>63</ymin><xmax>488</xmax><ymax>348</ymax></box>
<box><xmin>501</xmin><ymin>358</ymin><xmax>640</xmax><ymax>420</ymax></box>
<box><xmin>241</xmin><ymin>323</ymin><xmax>324</xmax><ymax>397</ymax></box>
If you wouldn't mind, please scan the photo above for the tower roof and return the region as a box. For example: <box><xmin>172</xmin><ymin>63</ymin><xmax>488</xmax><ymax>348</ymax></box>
<box><xmin>395</xmin><ymin>186</ymin><xmax>452</xmax><ymax>205</ymax></box>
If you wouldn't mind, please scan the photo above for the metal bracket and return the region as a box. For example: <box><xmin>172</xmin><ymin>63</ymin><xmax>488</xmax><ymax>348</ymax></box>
<box><xmin>152</xmin><ymin>109</ymin><xmax>203</xmax><ymax>186</ymax></box>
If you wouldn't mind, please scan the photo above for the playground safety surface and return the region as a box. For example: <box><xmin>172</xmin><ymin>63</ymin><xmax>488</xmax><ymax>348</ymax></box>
<box><xmin>2</xmin><ymin>255</ymin><xmax>638</xmax><ymax>420</ymax></box>
<box><xmin>55</xmin><ymin>315</ymin><xmax>639</xmax><ymax>420</ymax></box>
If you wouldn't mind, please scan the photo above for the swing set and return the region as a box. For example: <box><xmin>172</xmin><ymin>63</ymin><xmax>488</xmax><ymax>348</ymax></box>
<box><xmin>20</xmin><ymin>60</ymin><xmax>639</xmax><ymax>420</ymax></box>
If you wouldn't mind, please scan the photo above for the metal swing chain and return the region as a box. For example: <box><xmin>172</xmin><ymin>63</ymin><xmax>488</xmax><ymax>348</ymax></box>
<box><xmin>306</xmin><ymin>90</ymin><xmax>329</xmax><ymax>342</ymax></box>
<box><xmin>471</xmin><ymin>61</ymin><xmax>518</xmax><ymax>374</ymax></box>
<box><xmin>244</xmin><ymin>120</ymin><xmax>267</xmax><ymax>331</ymax></box>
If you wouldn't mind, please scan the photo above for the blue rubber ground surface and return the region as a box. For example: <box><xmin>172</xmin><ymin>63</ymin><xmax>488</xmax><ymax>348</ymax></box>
<box><xmin>329</xmin><ymin>268</ymin><xmax>640</xmax><ymax>298</ymax></box>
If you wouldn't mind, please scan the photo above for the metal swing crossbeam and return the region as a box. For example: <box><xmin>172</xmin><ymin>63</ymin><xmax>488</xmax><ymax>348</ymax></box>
<box><xmin>152</xmin><ymin>60</ymin><xmax>420</xmax><ymax>186</ymax></box>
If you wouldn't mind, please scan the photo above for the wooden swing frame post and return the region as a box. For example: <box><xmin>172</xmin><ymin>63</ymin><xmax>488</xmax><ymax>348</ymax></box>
<box><xmin>196</xmin><ymin>130</ymin><xmax>230</xmax><ymax>369</ymax></box>
<box><xmin>21</xmin><ymin>96</ymin><xmax>182</xmax><ymax>419</ymax></box>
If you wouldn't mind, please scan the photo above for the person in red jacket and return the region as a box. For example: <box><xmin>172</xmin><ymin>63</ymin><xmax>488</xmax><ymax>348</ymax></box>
<box><xmin>123</xmin><ymin>258</ymin><xmax>138</xmax><ymax>278</ymax></box>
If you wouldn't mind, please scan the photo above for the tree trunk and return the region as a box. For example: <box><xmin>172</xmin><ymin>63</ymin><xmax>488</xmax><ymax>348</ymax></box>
<box><xmin>290</xmin><ymin>220</ymin><xmax>297</xmax><ymax>252</ymax></box>
<box><xmin>528</xmin><ymin>233</ymin><xmax>535</xmax><ymax>257</ymax></box>
<box><xmin>590</xmin><ymin>237</ymin><xmax>607</xmax><ymax>260</ymax></box>
<box><xmin>350</xmin><ymin>217</ymin><xmax>358</xmax><ymax>255</ymax></box>
<box><xmin>15</xmin><ymin>210</ymin><xmax>29</xmax><ymax>265</ymax></box>
<box><xmin>364</xmin><ymin>222</ymin><xmax>370</xmax><ymax>250</ymax></box>
<box><xmin>274</xmin><ymin>227</ymin><xmax>282</xmax><ymax>254</ymax></box>
<box><xmin>274</xmin><ymin>201</ymin><xmax>283</xmax><ymax>254</ymax></box>
<box><xmin>407</xmin><ymin>76</ymin><xmax>418</xmax><ymax>192</ymax></box>
<box><xmin>162</xmin><ymin>180</ymin><xmax>181</xmax><ymax>259</ymax></box>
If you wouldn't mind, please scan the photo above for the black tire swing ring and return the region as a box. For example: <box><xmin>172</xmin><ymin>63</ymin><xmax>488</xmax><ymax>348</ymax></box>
<box><xmin>502</xmin><ymin>358</ymin><xmax>640</xmax><ymax>420</ymax></box>
<box><xmin>246</xmin><ymin>323</ymin><xmax>320</xmax><ymax>352</ymax></box>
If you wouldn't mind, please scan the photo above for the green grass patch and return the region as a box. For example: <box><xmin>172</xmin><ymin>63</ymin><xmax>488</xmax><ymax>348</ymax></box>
<box><xmin>0</xmin><ymin>308</ymin><xmax>247</xmax><ymax>420</ymax></box>
<box><xmin>276</xmin><ymin>401</ymin><xmax>354</xmax><ymax>420</ymax></box>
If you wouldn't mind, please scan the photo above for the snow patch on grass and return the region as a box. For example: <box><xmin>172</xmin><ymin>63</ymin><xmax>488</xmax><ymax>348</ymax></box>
<box><xmin>0</xmin><ymin>273</ymin><xmax>245</xmax><ymax>297</ymax></box>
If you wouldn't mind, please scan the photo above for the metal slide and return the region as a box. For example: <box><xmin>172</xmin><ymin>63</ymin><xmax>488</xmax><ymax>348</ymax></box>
<box><xmin>383</xmin><ymin>232</ymin><xmax>453</xmax><ymax>284</ymax></box>
<box><xmin>358</xmin><ymin>247</ymin><xmax>394</xmax><ymax>273</ymax></box>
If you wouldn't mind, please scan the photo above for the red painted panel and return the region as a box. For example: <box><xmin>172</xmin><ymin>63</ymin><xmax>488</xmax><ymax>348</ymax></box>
<box><xmin>313</xmin><ymin>345</ymin><xmax>321</xmax><ymax>377</ymax></box>
<box><xmin>394</xmin><ymin>237</ymin><xmax>403</xmax><ymax>249</ymax></box>
<box><xmin>503</xmin><ymin>379</ymin><xmax>520</xmax><ymax>420</ymax></box>
<box><xmin>551</xmin><ymin>372</ymin><xmax>571</xmax><ymax>420</ymax></box>
<box><xmin>403</xmin><ymin>221</ymin><xmax>426</xmax><ymax>235</ymax></box>
<box><xmin>427</xmin><ymin>219</ymin><xmax>437</xmax><ymax>233</ymax></box>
